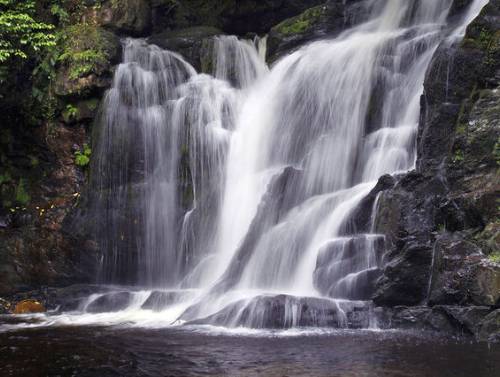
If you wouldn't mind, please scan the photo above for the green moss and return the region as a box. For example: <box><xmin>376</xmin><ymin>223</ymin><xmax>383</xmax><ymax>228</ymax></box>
<box><xmin>15</xmin><ymin>179</ymin><xmax>30</xmax><ymax>205</ymax></box>
<box><xmin>274</xmin><ymin>6</ymin><xmax>324</xmax><ymax>36</ymax></box>
<box><xmin>63</xmin><ymin>103</ymin><xmax>78</xmax><ymax>122</ymax></box>
<box><xmin>57</xmin><ymin>23</ymin><xmax>115</xmax><ymax>81</ymax></box>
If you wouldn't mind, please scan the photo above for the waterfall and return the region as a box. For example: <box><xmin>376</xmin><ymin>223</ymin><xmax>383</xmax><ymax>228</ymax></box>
<box><xmin>85</xmin><ymin>0</ymin><xmax>489</xmax><ymax>328</ymax></box>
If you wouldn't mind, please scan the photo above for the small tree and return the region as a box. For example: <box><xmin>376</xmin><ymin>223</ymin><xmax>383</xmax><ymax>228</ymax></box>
<box><xmin>0</xmin><ymin>0</ymin><xmax>56</xmax><ymax>64</ymax></box>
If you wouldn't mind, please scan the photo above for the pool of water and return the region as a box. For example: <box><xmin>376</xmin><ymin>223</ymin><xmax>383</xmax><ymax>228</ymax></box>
<box><xmin>0</xmin><ymin>323</ymin><xmax>499</xmax><ymax>377</ymax></box>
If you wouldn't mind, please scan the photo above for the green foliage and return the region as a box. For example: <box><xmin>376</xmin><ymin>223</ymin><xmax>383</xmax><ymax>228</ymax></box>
<box><xmin>75</xmin><ymin>143</ymin><xmax>91</xmax><ymax>167</ymax></box>
<box><xmin>453</xmin><ymin>149</ymin><xmax>465</xmax><ymax>163</ymax></box>
<box><xmin>57</xmin><ymin>23</ymin><xmax>114</xmax><ymax>81</ymax></box>
<box><xmin>15</xmin><ymin>178</ymin><xmax>30</xmax><ymax>205</ymax></box>
<box><xmin>65</xmin><ymin>103</ymin><xmax>78</xmax><ymax>118</ymax></box>
<box><xmin>0</xmin><ymin>0</ymin><xmax>56</xmax><ymax>65</ymax></box>
<box><xmin>489</xmin><ymin>251</ymin><xmax>500</xmax><ymax>264</ymax></box>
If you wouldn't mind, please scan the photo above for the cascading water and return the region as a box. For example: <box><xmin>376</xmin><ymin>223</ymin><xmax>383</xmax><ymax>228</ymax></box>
<box><xmin>73</xmin><ymin>0</ymin><xmax>489</xmax><ymax>329</ymax></box>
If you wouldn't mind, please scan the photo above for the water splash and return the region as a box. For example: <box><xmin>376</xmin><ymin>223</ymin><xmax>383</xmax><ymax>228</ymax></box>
<box><xmin>46</xmin><ymin>0</ymin><xmax>491</xmax><ymax>330</ymax></box>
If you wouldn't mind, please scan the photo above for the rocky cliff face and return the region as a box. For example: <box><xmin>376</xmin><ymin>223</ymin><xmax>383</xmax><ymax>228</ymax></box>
<box><xmin>0</xmin><ymin>0</ymin><xmax>498</xmax><ymax>339</ymax></box>
<box><xmin>371</xmin><ymin>0</ymin><xmax>500</xmax><ymax>340</ymax></box>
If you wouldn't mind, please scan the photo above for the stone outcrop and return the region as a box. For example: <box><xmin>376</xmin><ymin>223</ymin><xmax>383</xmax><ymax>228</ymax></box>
<box><xmin>148</xmin><ymin>26</ymin><xmax>221</xmax><ymax>71</ymax></box>
<box><xmin>151</xmin><ymin>0</ymin><xmax>325</xmax><ymax>35</ymax></box>
<box><xmin>267</xmin><ymin>0</ymin><xmax>364</xmax><ymax>62</ymax></box>
<box><xmin>370</xmin><ymin>0</ymin><xmax>500</xmax><ymax>339</ymax></box>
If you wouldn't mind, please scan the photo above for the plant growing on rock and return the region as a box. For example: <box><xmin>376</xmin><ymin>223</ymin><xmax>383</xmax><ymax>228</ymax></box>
<box><xmin>0</xmin><ymin>0</ymin><xmax>56</xmax><ymax>66</ymax></box>
<box><xmin>15</xmin><ymin>178</ymin><xmax>30</xmax><ymax>205</ymax></box>
<box><xmin>75</xmin><ymin>143</ymin><xmax>92</xmax><ymax>168</ymax></box>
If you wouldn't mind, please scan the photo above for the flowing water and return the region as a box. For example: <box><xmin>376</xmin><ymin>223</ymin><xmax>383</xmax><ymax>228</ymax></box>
<box><xmin>2</xmin><ymin>0</ymin><xmax>492</xmax><ymax>332</ymax></box>
<box><xmin>2</xmin><ymin>2</ymin><xmax>499</xmax><ymax>376</ymax></box>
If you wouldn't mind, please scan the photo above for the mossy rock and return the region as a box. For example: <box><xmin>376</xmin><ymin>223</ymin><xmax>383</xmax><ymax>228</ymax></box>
<box><xmin>267</xmin><ymin>2</ymin><xmax>351</xmax><ymax>63</ymax></box>
<box><xmin>62</xmin><ymin>98</ymin><xmax>101</xmax><ymax>124</ymax></box>
<box><xmin>99</xmin><ymin>0</ymin><xmax>152</xmax><ymax>36</ymax></box>
<box><xmin>273</xmin><ymin>6</ymin><xmax>324</xmax><ymax>36</ymax></box>
<box><xmin>55</xmin><ymin>24</ymin><xmax>121</xmax><ymax>98</ymax></box>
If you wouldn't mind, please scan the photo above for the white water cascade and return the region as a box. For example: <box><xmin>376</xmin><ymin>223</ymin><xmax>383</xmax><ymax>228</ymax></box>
<box><xmin>61</xmin><ymin>0</ymin><xmax>489</xmax><ymax>329</ymax></box>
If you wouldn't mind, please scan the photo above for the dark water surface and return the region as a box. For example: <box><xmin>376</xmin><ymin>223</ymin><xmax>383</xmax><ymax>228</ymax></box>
<box><xmin>0</xmin><ymin>326</ymin><xmax>499</xmax><ymax>377</ymax></box>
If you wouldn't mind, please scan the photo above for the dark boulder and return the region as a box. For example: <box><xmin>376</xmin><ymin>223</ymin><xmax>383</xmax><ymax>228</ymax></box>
<box><xmin>379</xmin><ymin>305</ymin><xmax>492</xmax><ymax>336</ymax></box>
<box><xmin>427</xmin><ymin>232</ymin><xmax>500</xmax><ymax>307</ymax></box>
<box><xmin>477</xmin><ymin>309</ymin><xmax>500</xmax><ymax>342</ymax></box>
<box><xmin>341</xmin><ymin>174</ymin><xmax>396</xmax><ymax>235</ymax></box>
<box><xmin>148</xmin><ymin>26</ymin><xmax>222</xmax><ymax>71</ymax></box>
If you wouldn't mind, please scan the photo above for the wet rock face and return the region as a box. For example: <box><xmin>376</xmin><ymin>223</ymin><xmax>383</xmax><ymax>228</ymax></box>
<box><xmin>427</xmin><ymin>233</ymin><xmax>500</xmax><ymax>307</ymax></box>
<box><xmin>97</xmin><ymin>0</ymin><xmax>152</xmax><ymax>36</ymax></box>
<box><xmin>373</xmin><ymin>0</ymin><xmax>500</xmax><ymax>311</ymax></box>
<box><xmin>86</xmin><ymin>292</ymin><xmax>133</xmax><ymax>313</ymax></box>
<box><xmin>186</xmin><ymin>294</ymin><xmax>372</xmax><ymax>329</ymax></box>
<box><xmin>377</xmin><ymin>305</ymin><xmax>493</xmax><ymax>336</ymax></box>
<box><xmin>147</xmin><ymin>26</ymin><xmax>221</xmax><ymax>71</ymax></box>
<box><xmin>313</xmin><ymin>235</ymin><xmax>385</xmax><ymax>300</ymax></box>
<box><xmin>418</xmin><ymin>0</ymin><xmax>500</xmax><ymax>173</ymax></box>
<box><xmin>477</xmin><ymin>309</ymin><xmax>500</xmax><ymax>342</ymax></box>
<box><xmin>207</xmin><ymin>167</ymin><xmax>303</xmax><ymax>294</ymax></box>
<box><xmin>141</xmin><ymin>290</ymin><xmax>195</xmax><ymax>311</ymax></box>
<box><xmin>151</xmin><ymin>0</ymin><xmax>325</xmax><ymax>35</ymax></box>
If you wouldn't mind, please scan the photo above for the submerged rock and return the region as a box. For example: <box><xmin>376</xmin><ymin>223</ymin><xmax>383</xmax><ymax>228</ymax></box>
<box><xmin>141</xmin><ymin>290</ymin><xmax>195</xmax><ymax>311</ymax></box>
<box><xmin>86</xmin><ymin>292</ymin><xmax>132</xmax><ymax>313</ymax></box>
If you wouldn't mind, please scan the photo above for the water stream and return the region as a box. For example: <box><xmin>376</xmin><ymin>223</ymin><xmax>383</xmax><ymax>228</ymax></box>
<box><xmin>5</xmin><ymin>0</ymin><xmax>491</xmax><ymax>331</ymax></box>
